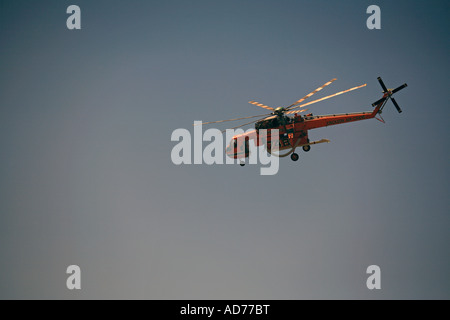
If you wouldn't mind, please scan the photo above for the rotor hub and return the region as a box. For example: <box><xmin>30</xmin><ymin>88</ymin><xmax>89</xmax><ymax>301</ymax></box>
<box><xmin>274</xmin><ymin>107</ymin><xmax>286</xmax><ymax>115</ymax></box>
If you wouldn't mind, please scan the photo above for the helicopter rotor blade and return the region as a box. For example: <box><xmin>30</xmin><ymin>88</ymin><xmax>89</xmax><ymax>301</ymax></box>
<box><xmin>285</xmin><ymin>108</ymin><xmax>309</xmax><ymax>115</ymax></box>
<box><xmin>248</xmin><ymin>101</ymin><xmax>274</xmax><ymax>111</ymax></box>
<box><xmin>288</xmin><ymin>83</ymin><xmax>367</xmax><ymax>111</ymax></box>
<box><xmin>372</xmin><ymin>97</ymin><xmax>387</xmax><ymax>107</ymax></box>
<box><xmin>286</xmin><ymin>78</ymin><xmax>337</xmax><ymax>109</ymax></box>
<box><xmin>391</xmin><ymin>83</ymin><xmax>408</xmax><ymax>94</ymax></box>
<box><xmin>194</xmin><ymin>113</ymin><xmax>271</xmax><ymax>126</ymax></box>
<box><xmin>221</xmin><ymin>117</ymin><xmax>268</xmax><ymax>133</ymax></box>
<box><xmin>391</xmin><ymin>97</ymin><xmax>403</xmax><ymax>113</ymax></box>
<box><xmin>377</xmin><ymin>77</ymin><xmax>388</xmax><ymax>93</ymax></box>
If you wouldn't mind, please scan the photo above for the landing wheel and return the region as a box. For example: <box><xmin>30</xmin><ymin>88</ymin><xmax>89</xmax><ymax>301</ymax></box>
<box><xmin>302</xmin><ymin>145</ymin><xmax>311</xmax><ymax>152</ymax></box>
<box><xmin>290</xmin><ymin>153</ymin><xmax>299</xmax><ymax>161</ymax></box>
<box><xmin>240</xmin><ymin>162</ymin><xmax>245</xmax><ymax>167</ymax></box>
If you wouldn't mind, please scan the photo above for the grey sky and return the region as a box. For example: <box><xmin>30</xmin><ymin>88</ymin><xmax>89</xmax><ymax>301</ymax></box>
<box><xmin>0</xmin><ymin>0</ymin><xmax>449</xmax><ymax>299</ymax></box>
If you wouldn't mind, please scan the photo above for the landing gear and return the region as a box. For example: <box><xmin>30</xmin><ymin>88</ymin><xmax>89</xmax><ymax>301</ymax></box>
<box><xmin>290</xmin><ymin>153</ymin><xmax>299</xmax><ymax>161</ymax></box>
<box><xmin>240</xmin><ymin>162</ymin><xmax>245</xmax><ymax>167</ymax></box>
<box><xmin>302</xmin><ymin>145</ymin><xmax>311</xmax><ymax>152</ymax></box>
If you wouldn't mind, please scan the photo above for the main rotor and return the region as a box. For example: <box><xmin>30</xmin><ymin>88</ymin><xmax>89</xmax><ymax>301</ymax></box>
<box><xmin>196</xmin><ymin>78</ymin><xmax>367</xmax><ymax>131</ymax></box>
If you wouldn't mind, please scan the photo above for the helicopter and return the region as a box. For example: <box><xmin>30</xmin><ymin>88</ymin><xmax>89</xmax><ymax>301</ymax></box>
<box><xmin>198</xmin><ymin>77</ymin><xmax>407</xmax><ymax>165</ymax></box>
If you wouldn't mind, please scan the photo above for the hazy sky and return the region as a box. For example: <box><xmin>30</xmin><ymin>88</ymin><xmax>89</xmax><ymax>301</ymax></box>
<box><xmin>0</xmin><ymin>0</ymin><xmax>449</xmax><ymax>299</ymax></box>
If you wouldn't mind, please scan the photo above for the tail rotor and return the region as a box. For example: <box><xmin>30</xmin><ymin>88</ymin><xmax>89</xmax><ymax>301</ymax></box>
<box><xmin>372</xmin><ymin>77</ymin><xmax>407</xmax><ymax>113</ymax></box>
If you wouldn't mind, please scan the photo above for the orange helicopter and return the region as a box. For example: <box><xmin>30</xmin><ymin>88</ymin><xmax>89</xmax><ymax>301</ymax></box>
<box><xmin>199</xmin><ymin>77</ymin><xmax>407</xmax><ymax>165</ymax></box>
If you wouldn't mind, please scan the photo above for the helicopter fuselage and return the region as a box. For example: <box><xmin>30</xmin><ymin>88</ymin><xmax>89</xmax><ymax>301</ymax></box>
<box><xmin>226</xmin><ymin>101</ymin><xmax>383</xmax><ymax>159</ymax></box>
